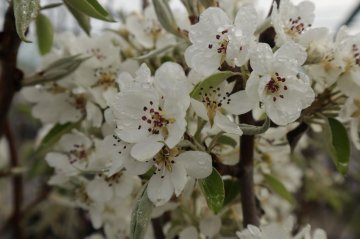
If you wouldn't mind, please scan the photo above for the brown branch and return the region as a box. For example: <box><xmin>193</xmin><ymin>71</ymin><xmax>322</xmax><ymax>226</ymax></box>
<box><xmin>151</xmin><ymin>217</ymin><xmax>165</xmax><ymax>239</ymax></box>
<box><xmin>0</xmin><ymin>4</ymin><xmax>23</xmax><ymax>137</ymax></box>
<box><xmin>4</xmin><ymin>120</ymin><xmax>24</xmax><ymax>239</ymax></box>
<box><xmin>237</xmin><ymin>112</ymin><xmax>259</xmax><ymax>227</ymax></box>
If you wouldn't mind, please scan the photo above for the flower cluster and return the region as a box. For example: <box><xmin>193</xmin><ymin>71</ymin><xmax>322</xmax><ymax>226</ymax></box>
<box><xmin>19</xmin><ymin>0</ymin><xmax>360</xmax><ymax>238</ymax></box>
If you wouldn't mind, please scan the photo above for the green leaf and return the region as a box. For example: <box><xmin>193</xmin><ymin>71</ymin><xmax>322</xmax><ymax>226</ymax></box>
<box><xmin>130</xmin><ymin>183</ymin><xmax>154</xmax><ymax>239</ymax></box>
<box><xmin>223</xmin><ymin>178</ymin><xmax>240</xmax><ymax>206</ymax></box>
<box><xmin>23</xmin><ymin>54</ymin><xmax>90</xmax><ymax>87</ymax></box>
<box><xmin>240</xmin><ymin>117</ymin><xmax>270</xmax><ymax>135</ymax></box>
<box><xmin>264</xmin><ymin>174</ymin><xmax>295</xmax><ymax>204</ymax></box>
<box><xmin>64</xmin><ymin>1</ymin><xmax>91</xmax><ymax>35</ymax></box>
<box><xmin>63</xmin><ymin>0</ymin><xmax>114</xmax><ymax>22</ymax></box>
<box><xmin>40</xmin><ymin>3</ymin><xmax>63</xmax><ymax>10</ymax></box>
<box><xmin>33</xmin><ymin>122</ymin><xmax>78</xmax><ymax>157</ymax></box>
<box><xmin>13</xmin><ymin>0</ymin><xmax>40</xmax><ymax>42</ymax></box>
<box><xmin>323</xmin><ymin>118</ymin><xmax>350</xmax><ymax>175</ymax></box>
<box><xmin>190</xmin><ymin>71</ymin><xmax>238</xmax><ymax>101</ymax></box>
<box><xmin>36</xmin><ymin>14</ymin><xmax>53</xmax><ymax>55</ymax></box>
<box><xmin>198</xmin><ymin>168</ymin><xmax>225</xmax><ymax>213</ymax></box>
<box><xmin>135</xmin><ymin>44</ymin><xmax>175</xmax><ymax>60</ymax></box>
<box><xmin>217</xmin><ymin>135</ymin><xmax>237</xmax><ymax>148</ymax></box>
<box><xmin>153</xmin><ymin>0</ymin><xmax>181</xmax><ymax>37</ymax></box>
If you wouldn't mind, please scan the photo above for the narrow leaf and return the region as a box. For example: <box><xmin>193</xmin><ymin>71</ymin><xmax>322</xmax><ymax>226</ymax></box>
<box><xmin>23</xmin><ymin>55</ymin><xmax>90</xmax><ymax>87</ymax></box>
<box><xmin>217</xmin><ymin>135</ymin><xmax>237</xmax><ymax>148</ymax></box>
<box><xmin>64</xmin><ymin>1</ymin><xmax>91</xmax><ymax>35</ymax></box>
<box><xmin>153</xmin><ymin>0</ymin><xmax>180</xmax><ymax>36</ymax></box>
<box><xmin>40</xmin><ymin>3</ymin><xmax>63</xmax><ymax>10</ymax></box>
<box><xmin>36</xmin><ymin>14</ymin><xmax>53</xmax><ymax>55</ymax></box>
<box><xmin>13</xmin><ymin>0</ymin><xmax>40</xmax><ymax>42</ymax></box>
<box><xmin>190</xmin><ymin>71</ymin><xmax>238</xmax><ymax>100</ymax></box>
<box><xmin>198</xmin><ymin>168</ymin><xmax>225</xmax><ymax>213</ymax></box>
<box><xmin>135</xmin><ymin>44</ymin><xmax>175</xmax><ymax>60</ymax></box>
<box><xmin>325</xmin><ymin>118</ymin><xmax>351</xmax><ymax>175</ymax></box>
<box><xmin>264</xmin><ymin>174</ymin><xmax>295</xmax><ymax>204</ymax></box>
<box><xmin>130</xmin><ymin>183</ymin><xmax>155</xmax><ymax>239</ymax></box>
<box><xmin>63</xmin><ymin>0</ymin><xmax>114</xmax><ymax>22</ymax></box>
<box><xmin>240</xmin><ymin>117</ymin><xmax>270</xmax><ymax>135</ymax></box>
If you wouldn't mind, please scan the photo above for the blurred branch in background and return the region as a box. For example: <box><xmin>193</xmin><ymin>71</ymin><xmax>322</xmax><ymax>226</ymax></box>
<box><xmin>339</xmin><ymin>0</ymin><xmax>360</xmax><ymax>29</ymax></box>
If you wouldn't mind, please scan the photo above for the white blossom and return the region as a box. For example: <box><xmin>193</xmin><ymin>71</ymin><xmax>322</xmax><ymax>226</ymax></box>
<box><xmin>246</xmin><ymin>42</ymin><xmax>315</xmax><ymax>125</ymax></box>
<box><xmin>185</xmin><ymin>6</ymin><xmax>258</xmax><ymax>75</ymax></box>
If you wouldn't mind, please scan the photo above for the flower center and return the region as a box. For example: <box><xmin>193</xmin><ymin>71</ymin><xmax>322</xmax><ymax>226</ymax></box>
<box><xmin>352</xmin><ymin>44</ymin><xmax>360</xmax><ymax>67</ymax></box>
<box><xmin>153</xmin><ymin>147</ymin><xmax>179</xmax><ymax>175</ymax></box>
<box><xmin>69</xmin><ymin>143</ymin><xmax>91</xmax><ymax>164</ymax></box>
<box><xmin>199</xmin><ymin>86</ymin><xmax>231</xmax><ymax>125</ymax></box>
<box><xmin>87</xmin><ymin>48</ymin><xmax>106</xmax><ymax>61</ymax></box>
<box><xmin>208</xmin><ymin>30</ymin><xmax>230</xmax><ymax>61</ymax></box>
<box><xmin>144</xmin><ymin>19</ymin><xmax>162</xmax><ymax>39</ymax></box>
<box><xmin>286</xmin><ymin>16</ymin><xmax>311</xmax><ymax>36</ymax></box>
<box><xmin>47</xmin><ymin>83</ymin><xmax>67</xmax><ymax>94</ymax></box>
<box><xmin>91</xmin><ymin>66</ymin><xmax>118</xmax><ymax>89</ymax></box>
<box><xmin>139</xmin><ymin>99</ymin><xmax>176</xmax><ymax>136</ymax></box>
<box><xmin>266</xmin><ymin>73</ymin><xmax>288</xmax><ymax>102</ymax></box>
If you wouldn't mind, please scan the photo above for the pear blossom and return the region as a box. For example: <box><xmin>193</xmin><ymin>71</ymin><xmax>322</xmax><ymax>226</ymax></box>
<box><xmin>126</xmin><ymin>5</ymin><xmax>176</xmax><ymax>49</ymax></box>
<box><xmin>45</xmin><ymin>130</ymin><xmax>98</xmax><ymax>185</ymax></box>
<box><xmin>271</xmin><ymin>0</ymin><xmax>320</xmax><ymax>47</ymax></box>
<box><xmin>185</xmin><ymin>5</ymin><xmax>258</xmax><ymax>75</ymax></box>
<box><xmin>108</xmin><ymin>62</ymin><xmax>191</xmax><ymax>161</ymax></box>
<box><xmin>340</xmin><ymin>97</ymin><xmax>360</xmax><ymax>149</ymax></box>
<box><xmin>85</xmin><ymin>173</ymin><xmax>138</xmax><ymax>203</ymax></box>
<box><xmin>191</xmin><ymin>80</ymin><xmax>255</xmax><ymax>135</ymax></box>
<box><xmin>246</xmin><ymin>42</ymin><xmax>315</xmax><ymax>125</ymax></box>
<box><xmin>236</xmin><ymin>218</ymin><xmax>327</xmax><ymax>239</ymax></box>
<box><xmin>147</xmin><ymin>148</ymin><xmax>212</xmax><ymax>206</ymax></box>
<box><xmin>334</xmin><ymin>26</ymin><xmax>360</xmax><ymax>96</ymax></box>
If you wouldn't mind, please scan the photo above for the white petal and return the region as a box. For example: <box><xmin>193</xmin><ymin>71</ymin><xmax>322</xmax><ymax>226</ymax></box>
<box><xmin>214</xmin><ymin>112</ymin><xmax>243</xmax><ymax>135</ymax></box>
<box><xmin>155</xmin><ymin>62</ymin><xmax>190</xmax><ymax>98</ymax></box>
<box><xmin>179</xmin><ymin>226</ymin><xmax>198</xmax><ymax>239</ymax></box>
<box><xmin>222</xmin><ymin>90</ymin><xmax>256</xmax><ymax>115</ymax></box>
<box><xmin>86</xmin><ymin>102</ymin><xmax>103</xmax><ymax>128</ymax></box>
<box><xmin>313</xmin><ymin>229</ymin><xmax>327</xmax><ymax>239</ymax></box>
<box><xmin>165</xmin><ymin>119</ymin><xmax>186</xmax><ymax>148</ymax></box>
<box><xmin>188</xmin><ymin>7</ymin><xmax>231</xmax><ymax>44</ymax></box>
<box><xmin>176</xmin><ymin>151</ymin><xmax>212</xmax><ymax>179</ymax></box>
<box><xmin>130</xmin><ymin>135</ymin><xmax>164</xmax><ymax>161</ymax></box>
<box><xmin>184</xmin><ymin>45</ymin><xmax>221</xmax><ymax>76</ymax></box>
<box><xmin>250</xmin><ymin>43</ymin><xmax>273</xmax><ymax>74</ymax></box>
<box><xmin>199</xmin><ymin>215</ymin><xmax>222</xmax><ymax>238</ymax></box>
<box><xmin>114</xmin><ymin>175</ymin><xmax>134</xmax><ymax>198</ymax></box>
<box><xmin>124</xmin><ymin>157</ymin><xmax>153</xmax><ymax>175</ymax></box>
<box><xmin>274</xmin><ymin>42</ymin><xmax>307</xmax><ymax>67</ymax></box>
<box><xmin>86</xmin><ymin>178</ymin><xmax>113</xmax><ymax>203</ymax></box>
<box><xmin>170</xmin><ymin>163</ymin><xmax>187</xmax><ymax>196</ymax></box>
<box><xmin>147</xmin><ymin>172</ymin><xmax>174</xmax><ymax>206</ymax></box>
<box><xmin>191</xmin><ymin>98</ymin><xmax>209</xmax><ymax>121</ymax></box>
<box><xmin>234</xmin><ymin>4</ymin><xmax>258</xmax><ymax>35</ymax></box>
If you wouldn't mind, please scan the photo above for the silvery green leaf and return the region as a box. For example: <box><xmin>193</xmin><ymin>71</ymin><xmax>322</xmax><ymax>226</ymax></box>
<box><xmin>130</xmin><ymin>183</ymin><xmax>154</xmax><ymax>239</ymax></box>
<box><xmin>153</xmin><ymin>0</ymin><xmax>180</xmax><ymax>37</ymax></box>
<box><xmin>13</xmin><ymin>0</ymin><xmax>40</xmax><ymax>42</ymax></box>
<box><xmin>180</xmin><ymin>0</ymin><xmax>199</xmax><ymax>16</ymax></box>
<box><xmin>239</xmin><ymin>117</ymin><xmax>270</xmax><ymax>135</ymax></box>
<box><xmin>135</xmin><ymin>44</ymin><xmax>175</xmax><ymax>60</ymax></box>
<box><xmin>22</xmin><ymin>55</ymin><xmax>90</xmax><ymax>86</ymax></box>
<box><xmin>64</xmin><ymin>1</ymin><xmax>91</xmax><ymax>35</ymax></box>
<box><xmin>63</xmin><ymin>0</ymin><xmax>115</xmax><ymax>22</ymax></box>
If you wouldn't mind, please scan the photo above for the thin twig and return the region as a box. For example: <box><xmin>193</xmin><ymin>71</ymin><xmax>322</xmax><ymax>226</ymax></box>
<box><xmin>4</xmin><ymin>120</ymin><xmax>24</xmax><ymax>239</ymax></box>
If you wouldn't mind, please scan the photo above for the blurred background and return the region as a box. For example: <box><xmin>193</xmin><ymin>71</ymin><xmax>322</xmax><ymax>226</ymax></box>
<box><xmin>0</xmin><ymin>0</ymin><xmax>360</xmax><ymax>239</ymax></box>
